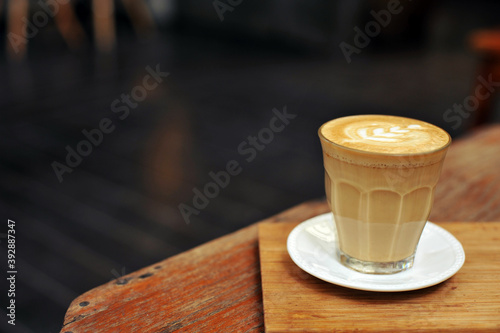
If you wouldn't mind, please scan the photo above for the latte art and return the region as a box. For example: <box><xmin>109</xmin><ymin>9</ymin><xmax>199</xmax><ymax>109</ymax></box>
<box><xmin>345</xmin><ymin>123</ymin><xmax>429</xmax><ymax>145</ymax></box>
<box><xmin>320</xmin><ymin>115</ymin><xmax>450</xmax><ymax>154</ymax></box>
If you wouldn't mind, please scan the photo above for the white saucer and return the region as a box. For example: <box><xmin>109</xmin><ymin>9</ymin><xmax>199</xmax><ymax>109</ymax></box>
<box><xmin>287</xmin><ymin>213</ymin><xmax>465</xmax><ymax>292</ymax></box>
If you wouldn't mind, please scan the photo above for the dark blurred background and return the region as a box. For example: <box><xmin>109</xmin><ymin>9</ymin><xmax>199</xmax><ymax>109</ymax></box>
<box><xmin>0</xmin><ymin>0</ymin><xmax>499</xmax><ymax>331</ymax></box>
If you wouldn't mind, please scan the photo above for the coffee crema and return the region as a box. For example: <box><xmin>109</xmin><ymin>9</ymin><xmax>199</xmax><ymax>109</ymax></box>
<box><xmin>320</xmin><ymin>115</ymin><xmax>450</xmax><ymax>155</ymax></box>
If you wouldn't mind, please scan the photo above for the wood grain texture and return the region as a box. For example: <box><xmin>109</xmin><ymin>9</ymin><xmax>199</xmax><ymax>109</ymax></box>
<box><xmin>61</xmin><ymin>125</ymin><xmax>500</xmax><ymax>332</ymax></box>
<box><xmin>61</xmin><ymin>201</ymin><xmax>329</xmax><ymax>333</ymax></box>
<box><xmin>259</xmin><ymin>221</ymin><xmax>500</xmax><ymax>332</ymax></box>
<box><xmin>431</xmin><ymin>125</ymin><xmax>500</xmax><ymax>222</ymax></box>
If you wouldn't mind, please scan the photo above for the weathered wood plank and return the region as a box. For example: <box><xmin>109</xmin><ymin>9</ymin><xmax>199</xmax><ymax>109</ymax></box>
<box><xmin>60</xmin><ymin>201</ymin><xmax>328</xmax><ymax>332</ymax></box>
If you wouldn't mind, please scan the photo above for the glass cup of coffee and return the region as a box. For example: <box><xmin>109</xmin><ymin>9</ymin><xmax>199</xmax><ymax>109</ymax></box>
<box><xmin>318</xmin><ymin>115</ymin><xmax>451</xmax><ymax>274</ymax></box>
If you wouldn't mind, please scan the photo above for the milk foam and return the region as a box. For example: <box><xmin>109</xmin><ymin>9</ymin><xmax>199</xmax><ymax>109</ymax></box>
<box><xmin>320</xmin><ymin>115</ymin><xmax>450</xmax><ymax>155</ymax></box>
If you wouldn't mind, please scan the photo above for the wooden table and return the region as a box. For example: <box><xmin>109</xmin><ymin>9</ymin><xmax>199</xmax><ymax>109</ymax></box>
<box><xmin>61</xmin><ymin>125</ymin><xmax>500</xmax><ymax>333</ymax></box>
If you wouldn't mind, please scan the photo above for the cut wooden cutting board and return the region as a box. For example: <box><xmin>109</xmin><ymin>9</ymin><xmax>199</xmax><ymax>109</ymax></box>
<box><xmin>258</xmin><ymin>221</ymin><xmax>500</xmax><ymax>332</ymax></box>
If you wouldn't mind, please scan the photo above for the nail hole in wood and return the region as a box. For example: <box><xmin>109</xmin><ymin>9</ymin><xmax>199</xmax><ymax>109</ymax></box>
<box><xmin>79</xmin><ymin>301</ymin><xmax>89</xmax><ymax>307</ymax></box>
<box><xmin>139</xmin><ymin>272</ymin><xmax>153</xmax><ymax>279</ymax></box>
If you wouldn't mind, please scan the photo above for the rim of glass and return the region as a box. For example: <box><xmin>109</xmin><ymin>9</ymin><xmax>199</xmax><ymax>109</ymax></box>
<box><xmin>318</xmin><ymin>115</ymin><xmax>452</xmax><ymax>157</ymax></box>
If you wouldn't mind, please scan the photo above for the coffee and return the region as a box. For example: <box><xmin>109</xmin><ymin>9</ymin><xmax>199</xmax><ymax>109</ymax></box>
<box><xmin>319</xmin><ymin>115</ymin><xmax>450</xmax><ymax>273</ymax></box>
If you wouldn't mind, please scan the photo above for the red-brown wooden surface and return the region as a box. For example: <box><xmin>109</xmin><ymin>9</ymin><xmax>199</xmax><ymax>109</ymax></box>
<box><xmin>61</xmin><ymin>125</ymin><xmax>500</xmax><ymax>333</ymax></box>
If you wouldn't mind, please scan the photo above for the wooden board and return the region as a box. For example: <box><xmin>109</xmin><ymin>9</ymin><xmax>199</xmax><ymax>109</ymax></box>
<box><xmin>259</xmin><ymin>221</ymin><xmax>500</xmax><ymax>332</ymax></box>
